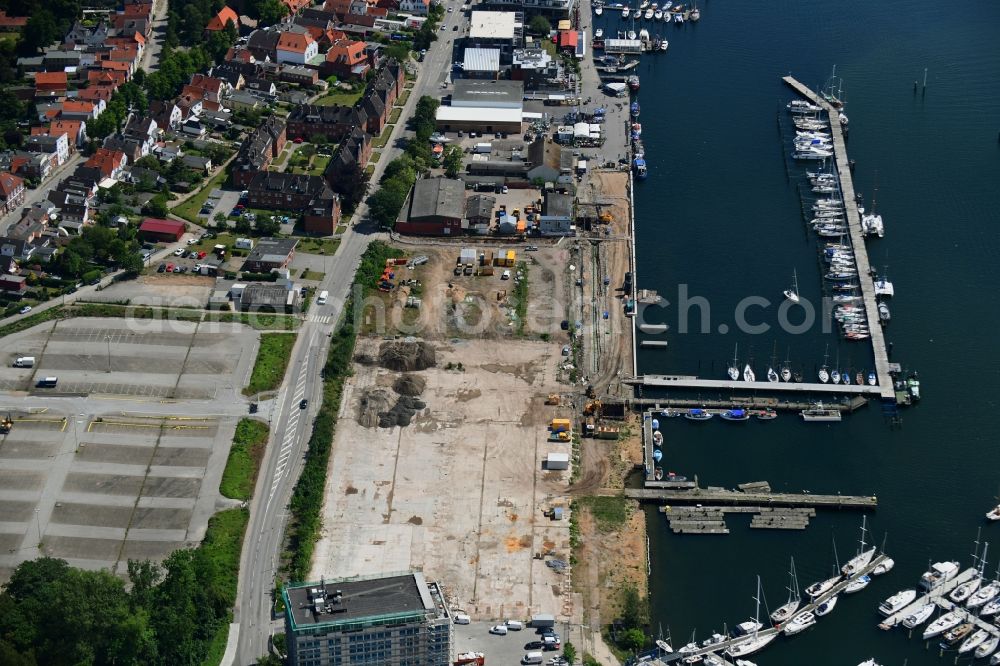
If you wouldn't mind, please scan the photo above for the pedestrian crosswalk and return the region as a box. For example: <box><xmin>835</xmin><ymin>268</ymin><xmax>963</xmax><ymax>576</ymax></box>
<box><xmin>306</xmin><ymin>313</ymin><xmax>333</xmax><ymax>324</ymax></box>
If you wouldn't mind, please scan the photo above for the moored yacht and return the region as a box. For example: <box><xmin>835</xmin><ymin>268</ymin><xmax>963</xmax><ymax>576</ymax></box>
<box><xmin>843</xmin><ymin>575</ymin><xmax>870</xmax><ymax>594</ymax></box>
<box><xmin>948</xmin><ymin>575</ymin><xmax>981</xmax><ymax>603</ymax></box>
<box><xmin>878</xmin><ymin>589</ymin><xmax>917</xmax><ymax>616</ymax></box>
<box><xmin>787</xmin><ymin>100</ymin><xmax>822</xmax><ymax>114</ymax></box>
<box><xmin>815</xmin><ymin>595</ymin><xmax>837</xmax><ymax>617</ymax></box>
<box><xmin>901</xmin><ymin>603</ymin><xmax>936</xmax><ymax>629</ymax></box>
<box><xmin>782</xmin><ymin>611</ymin><xmax>816</xmax><ymax>636</ymax></box>
<box><xmin>922</xmin><ymin>609</ymin><xmax>964</xmax><ymax>640</ymax></box>
<box><xmin>805</xmin><ymin>575</ymin><xmax>839</xmax><ymax>600</ymax></box>
<box><xmin>721</xmin><ymin>409</ymin><xmax>750</xmax><ymax>422</ymax></box>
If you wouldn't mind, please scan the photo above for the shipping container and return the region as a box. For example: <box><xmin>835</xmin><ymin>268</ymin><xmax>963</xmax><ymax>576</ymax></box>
<box><xmin>550</xmin><ymin>418</ymin><xmax>571</xmax><ymax>432</ymax></box>
<box><xmin>545</xmin><ymin>452</ymin><xmax>570</xmax><ymax>470</ymax></box>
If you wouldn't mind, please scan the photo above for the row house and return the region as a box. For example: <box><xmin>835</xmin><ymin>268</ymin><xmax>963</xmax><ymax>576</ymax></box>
<box><xmin>286</xmin><ymin>103</ymin><xmax>367</xmax><ymax>143</ymax></box>
<box><xmin>77</xmin><ymin>85</ymin><xmax>116</xmax><ymax>103</ymax></box>
<box><xmin>50</xmin><ymin>177</ymin><xmax>98</xmax><ymax>224</ymax></box>
<box><xmin>103</xmin><ymin>116</ymin><xmax>158</xmax><ymax>161</ymax></box>
<box><xmin>24</xmin><ymin>133</ymin><xmax>70</xmax><ymax>167</ymax></box>
<box><xmin>246</xmin><ymin>171</ymin><xmax>341</xmax><ymax>235</ymax></box>
<box><xmin>48</xmin><ymin>119</ymin><xmax>88</xmax><ymax>150</ymax></box>
<box><xmin>0</xmin><ymin>172</ymin><xmax>26</xmax><ymax>217</ymax></box>
<box><xmin>64</xmin><ymin>20</ymin><xmax>111</xmax><ymax>47</ymax></box>
<box><xmin>323</xmin><ymin>126</ymin><xmax>371</xmax><ymax>195</ymax></box>
<box><xmin>150</xmin><ymin>100</ymin><xmax>183</xmax><ymax>130</ymax></box>
<box><xmin>276</xmin><ymin>31</ymin><xmax>319</xmax><ymax>65</ymax></box>
<box><xmin>247</xmin><ymin>30</ymin><xmax>281</xmax><ymax>61</ymax></box>
<box><xmin>85</xmin><ymin>148</ymin><xmax>129</xmax><ymax>180</ymax></box>
<box><xmin>0</xmin><ymin>10</ymin><xmax>28</xmax><ymax>32</ymax></box>
<box><xmin>231</xmin><ymin>116</ymin><xmax>287</xmax><ymax>188</ymax></box>
<box><xmin>7</xmin><ymin>152</ymin><xmax>56</xmax><ymax>181</ymax></box>
<box><xmin>206</xmin><ymin>6</ymin><xmax>239</xmax><ymax>32</ymax></box>
<box><xmin>34</xmin><ymin>72</ymin><xmax>68</xmax><ymax>98</ymax></box>
<box><xmin>321</xmin><ymin>38</ymin><xmax>370</xmax><ymax>80</ymax></box>
<box><xmin>61</xmin><ymin>99</ymin><xmax>106</xmax><ymax>121</ymax></box>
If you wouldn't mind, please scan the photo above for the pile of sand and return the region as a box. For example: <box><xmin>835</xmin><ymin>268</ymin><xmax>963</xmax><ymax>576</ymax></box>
<box><xmin>393</xmin><ymin>374</ymin><xmax>426</xmax><ymax>396</ymax></box>
<box><xmin>378</xmin><ymin>395</ymin><xmax>427</xmax><ymax>428</ymax></box>
<box><xmin>377</xmin><ymin>341</ymin><xmax>436</xmax><ymax>372</ymax></box>
<box><xmin>358</xmin><ymin>388</ymin><xmax>393</xmax><ymax>428</ymax></box>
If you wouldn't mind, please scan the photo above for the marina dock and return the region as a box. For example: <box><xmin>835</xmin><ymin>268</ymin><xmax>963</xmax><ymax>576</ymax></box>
<box><xmin>640</xmin><ymin>553</ymin><xmax>892</xmax><ymax>664</ymax></box>
<box><xmin>782</xmin><ymin>75</ymin><xmax>895</xmax><ymax>400</ymax></box>
<box><xmin>628</xmin><ymin>374</ymin><xmax>883</xmax><ymax>395</ymax></box>
<box><xmin>625</xmin><ymin>486</ymin><xmax>877</xmax><ymax>510</ymax></box>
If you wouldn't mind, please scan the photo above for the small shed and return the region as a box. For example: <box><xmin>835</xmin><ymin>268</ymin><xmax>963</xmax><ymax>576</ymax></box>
<box><xmin>545</xmin><ymin>452</ymin><xmax>569</xmax><ymax>470</ymax></box>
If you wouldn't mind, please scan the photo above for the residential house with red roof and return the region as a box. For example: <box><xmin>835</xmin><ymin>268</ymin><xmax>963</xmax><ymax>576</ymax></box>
<box><xmin>322</xmin><ymin>38</ymin><xmax>370</xmax><ymax>79</ymax></box>
<box><xmin>0</xmin><ymin>172</ymin><xmax>26</xmax><ymax>217</ymax></box>
<box><xmin>77</xmin><ymin>86</ymin><xmax>116</xmax><ymax>103</ymax></box>
<box><xmin>206</xmin><ymin>6</ymin><xmax>239</xmax><ymax>32</ymax></box>
<box><xmin>276</xmin><ymin>31</ymin><xmax>318</xmax><ymax>65</ymax></box>
<box><xmin>85</xmin><ymin>148</ymin><xmax>128</xmax><ymax>180</ymax></box>
<box><xmin>0</xmin><ymin>10</ymin><xmax>28</xmax><ymax>31</ymax></box>
<box><xmin>49</xmin><ymin>120</ymin><xmax>88</xmax><ymax>149</ymax></box>
<box><xmin>61</xmin><ymin>99</ymin><xmax>106</xmax><ymax>121</ymax></box>
<box><xmin>280</xmin><ymin>0</ymin><xmax>313</xmax><ymax>15</ymax></box>
<box><xmin>35</xmin><ymin>72</ymin><xmax>68</xmax><ymax>98</ymax></box>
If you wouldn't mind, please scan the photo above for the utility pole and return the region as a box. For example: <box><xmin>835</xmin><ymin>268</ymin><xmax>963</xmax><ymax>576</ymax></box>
<box><xmin>106</xmin><ymin>335</ymin><xmax>112</xmax><ymax>373</ymax></box>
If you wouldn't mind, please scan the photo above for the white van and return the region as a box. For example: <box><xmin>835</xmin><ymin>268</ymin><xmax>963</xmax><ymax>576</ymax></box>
<box><xmin>489</xmin><ymin>624</ymin><xmax>507</xmax><ymax>635</ymax></box>
<box><xmin>13</xmin><ymin>356</ymin><xmax>35</xmax><ymax>368</ymax></box>
<box><xmin>505</xmin><ymin>620</ymin><xmax>524</xmax><ymax>631</ymax></box>
<box><xmin>522</xmin><ymin>652</ymin><xmax>543</xmax><ymax>664</ymax></box>
<box><xmin>317</xmin><ymin>290</ymin><xmax>329</xmax><ymax>305</ymax></box>
<box><xmin>453</xmin><ymin>613</ymin><xmax>471</xmax><ymax>625</ymax></box>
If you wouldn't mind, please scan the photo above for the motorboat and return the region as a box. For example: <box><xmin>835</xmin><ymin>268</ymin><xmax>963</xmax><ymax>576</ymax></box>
<box><xmin>628</xmin><ymin>75</ymin><xmax>640</xmax><ymax>92</ymax></box>
<box><xmin>595</xmin><ymin>27</ymin><xmax>604</xmax><ymax>37</ymax></box>
<box><xmin>830</xmin><ymin>369</ymin><xmax>841</xmax><ymax>384</ymax></box>
<box><xmin>766</xmin><ymin>367</ymin><xmax>778</xmax><ymax>382</ymax></box>
<box><xmin>805</xmin><ymin>575</ymin><xmax>839</xmax><ymax>600</ymax></box>
<box><xmin>630</xmin><ymin>101</ymin><xmax>640</xmax><ymax>117</ymax></box>
<box><xmin>654</xmin><ymin>467</ymin><xmax>663</xmax><ymax>480</ymax></box>
<box><xmin>901</xmin><ymin>603</ymin><xmax>936</xmax><ymax>628</ymax></box>
<box><xmin>782</xmin><ymin>611</ymin><xmax>816</xmax><ymax>636</ymax></box>
<box><xmin>633</xmin><ymin>157</ymin><xmax>647</xmax><ymax>178</ymax></box>
<box><xmin>654</xmin><ymin>9</ymin><xmax>663</xmax><ymax>19</ymax></box>
<box><xmin>948</xmin><ymin>576</ymin><xmax>981</xmax><ymax>604</ymax></box>
<box><xmin>988</xmin><ymin>506</ymin><xmax>1000</xmax><ymax>521</ymax></box>
<box><xmin>921</xmin><ymin>561</ymin><xmax>961</xmax><ymax>591</ymax></box>
<box><xmin>867</xmin><ymin>372</ymin><xmax>877</xmax><ymax>386</ymax></box>
<box><xmin>874</xmin><ymin>278</ymin><xmax>894</xmax><ymax>297</ymax></box>
<box><xmin>652</xmin><ymin>448</ymin><xmax>662</xmax><ymax>463</ymax></box>
<box><xmin>734</xmin><ymin>620</ymin><xmax>762</xmax><ymax>636</ymax></box>
<box><xmin>638</xmin><ymin>27</ymin><xmax>650</xmax><ymax>41</ymax></box>
<box><xmin>659</xmin><ymin>39</ymin><xmax>668</xmax><ymax>51</ymax></box>
<box><xmin>872</xmin><ymin>557</ymin><xmax>894</xmax><ymax>576</ymax></box>
<box><xmin>721</xmin><ymin>409</ymin><xmax>750</xmax><ymax>422</ymax></box>
<box><xmin>943</xmin><ymin>622</ymin><xmax>974</xmax><ymax>646</ymax></box>
<box><xmin>684</xmin><ymin>409</ymin><xmax>712</xmax><ymax>421</ymax></box>
<box><xmin>673</xmin><ymin>12</ymin><xmax>684</xmax><ymax>23</ymax></box>
<box><xmin>815</xmin><ymin>595</ymin><xmax>837</xmax><ymax>617</ymax></box>
<box><xmin>983</xmin><ymin>596</ymin><xmax>1000</xmax><ymax>616</ymax></box>
<box><xmin>857</xmin><ymin>661</ymin><xmax>882</xmax><ymax>666</ymax></box>
<box><xmin>969</xmin><ymin>581</ymin><xmax>1000</xmax><ymax>608</ymax></box>
<box><xmin>755</xmin><ymin>409</ymin><xmax>777</xmax><ymax>421</ymax></box>
<box><xmin>652</xmin><ymin>430</ymin><xmax>663</xmax><ymax>447</ymax></box>
<box><xmin>793</xmin><ymin>148</ymin><xmax>834</xmax><ymax>160</ymax></box>
<box><xmin>787</xmin><ymin>100</ymin><xmax>822</xmax><ymax>114</ymax></box>
<box><xmin>878</xmin><ymin>589</ymin><xmax>917</xmax><ymax>616</ymax></box>
<box><xmin>595</xmin><ymin>4</ymin><xmax>603</xmax><ymax>14</ymax></box>
<box><xmin>976</xmin><ymin>634</ymin><xmax>1000</xmax><ymax>660</ymax></box>
<box><xmin>644</xmin><ymin>8</ymin><xmax>654</xmax><ymax>18</ymax></box>
<box><xmin>622</xmin><ymin>6</ymin><xmax>630</xmax><ymax>17</ymax></box>
<box><xmin>959</xmin><ymin>629</ymin><xmax>990</xmax><ymax>655</ymax></box>
<box><xmin>844</xmin><ymin>575</ymin><xmax>871</xmax><ymax>594</ymax></box>
<box><xmin>923</xmin><ymin>610</ymin><xmax>964</xmax><ymax>639</ymax></box>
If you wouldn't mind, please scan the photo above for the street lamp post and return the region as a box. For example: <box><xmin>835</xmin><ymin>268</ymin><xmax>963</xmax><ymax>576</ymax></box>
<box><xmin>106</xmin><ymin>335</ymin><xmax>112</xmax><ymax>373</ymax></box>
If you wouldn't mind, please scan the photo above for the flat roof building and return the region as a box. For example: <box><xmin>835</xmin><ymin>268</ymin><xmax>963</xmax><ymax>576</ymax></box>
<box><xmin>468</xmin><ymin>10</ymin><xmax>518</xmax><ymax>41</ymax></box>
<box><xmin>452</xmin><ymin>79</ymin><xmax>524</xmax><ymax>109</ymax></box>
<box><xmin>283</xmin><ymin>572</ymin><xmax>453</xmax><ymax>666</ymax></box>
<box><xmin>435</xmin><ymin>106</ymin><xmax>523</xmax><ymax>134</ymax></box>
<box><xmin>241</xmin><ymin>237</ymin><xmax>298</xmax><ymax>273</ymax></box>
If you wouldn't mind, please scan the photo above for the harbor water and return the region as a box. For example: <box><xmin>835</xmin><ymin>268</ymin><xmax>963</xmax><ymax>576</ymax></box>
<box><xmin>593</xmin><ymin>0</ymin><xmax>1000</xmax><ymax>663</ymax></box>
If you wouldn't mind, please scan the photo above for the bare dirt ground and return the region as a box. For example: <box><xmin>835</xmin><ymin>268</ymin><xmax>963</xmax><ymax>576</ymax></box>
<box><xmin>92</xmin><ymin>273</ymin><xmax>215</xmax><ymax>308</ymax></box>
<box><xmin>311</xmin><ymin>337</ymin><xmax>578</xmax><ymax>623</ymax></box>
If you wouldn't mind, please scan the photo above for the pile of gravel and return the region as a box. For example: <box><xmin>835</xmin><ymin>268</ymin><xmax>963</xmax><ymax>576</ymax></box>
<box><xmin>393</xmin><ymin>374</ymin><xmax>427</xmax><ymax>397</ymax></box>
<box><xmin>358</xmin><ymin>388</ymin><xmax>393</xmax><ymax>428</ymax></box>
<box><xmin>377</xmin><ymin>341</ymin><xmax>436</xmax><ymax>372</ymax></box>
<box><xmin>378</xmin><ymin>395</ymin><xmax>427</xmax><ymax>428</ymax></box>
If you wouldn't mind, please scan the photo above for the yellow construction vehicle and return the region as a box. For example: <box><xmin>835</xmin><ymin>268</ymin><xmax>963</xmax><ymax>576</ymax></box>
<box><xmin>583</xmin><ymin>400</ymin><xmax>602</xmax><ymax>416</ymax></box>
<box><xmin>545</xmin><ymin>394</ymin><xmax>560</xmax><ymax>406</ymax></box>
<box><xmin>0</xmin><ymin>414</ymin><xmax>12</xmax><ymax>434</ymax></box>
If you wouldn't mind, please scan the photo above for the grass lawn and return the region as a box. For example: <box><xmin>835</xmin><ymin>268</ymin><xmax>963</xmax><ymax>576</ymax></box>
<box><xmin>370</xmin><ymin>151</ymin><xmax>382</xmax><ymax>163</ymax></box>
<box><xmin>273</xmin><ymin>148</ymin><xmax>290</xmax><ymax>167</ymax></box>
<box><xmin>188</xmin><ymin>232</ymin><xmax>237</xmax><ymax>254</ymax></box>
<box><xmin>308</xmin><ymin>154</ymin><xmax>331</xmax><ymax>175</ymax></box>
<box><xmin>395</xmin><ymin>89</ymin><xmax>411</xmax><ymax>107</ymax></box>
<box><xmin>315</xmin><ymin>89</ymin><xmax>364</xmax><ymax>107</ymax></box>
<box><xmin>171</xmin><ymin>168</ymin><xmax>230</xmax><ymax>224</ymax></box>
<box><xmin>541</xmin><ymin>39</ymin><xmax>557</xmax><ymax>58</ymax></box>
<box><xmin>335</xmin><ymin>225</ymin><xmax>347</xmax><ymax>235</ymax></box>
<box><xmin>296</xmin><ymin>237</ymin><xmax>340</xmax><ymax>255</ymax></box>
<box><xmin>372</xmin><ymin>125</ymin><xmax>394</xmax><ymax>149</ymax></box>
<box><xmin>301</xmin><ymin>269</ymin><xmax>326</xmax><ymax>281</ymax></box>
<box><xmin>219</xmin><ymin>419</ymin><xmax>270</xmax><ymax>501</ymax></box>
<box><xmin>198</xmin><ymin>507</ymin><xmax>249</xmax><ymax>666</ymax></box>
<box><xmin>365</xmin><ymin>164</ymin><xmax>376</xmax><ymax>177</ymax></box>
<box><xmin>388</xmin><ymin>107</ymin><xmax>402</xmax><ymax>124</ymax></box>
<box><xmin>244</xmin><ymin>333</ymin><xmax>297</xmax><ymax>395</ymax></box>
<box><xmin>205</xmin><ymin>311</ymin><xmax>300</xmax><ymax>330</ymax></box>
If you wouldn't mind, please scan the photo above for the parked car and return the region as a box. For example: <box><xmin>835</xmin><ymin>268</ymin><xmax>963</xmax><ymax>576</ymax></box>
<box><xmin>166</xmin><ymin>263</ymin><xmax>174</xmax><ymax>272</ymax></box>
<box><xmin>173</xmin><ymin>248</ymin><xmax>185</xmax><ymax>256</ymax></box>
<box><xmin>186</xmin><ymin>238</ymin><xmax>197</xmax><ymax>245</ymax></box>
<box><xmin>489</xmin><ymin>625</ymin><xmax>507</xmax><ymax>636</ymax></box>
<box><xmin>172</xmin><ymin>266</ymin><xmax>182</xmax><ymax>273</ymax></box>
<box><xmin>299</xmin><ymin>399</ymin><xmax>308</xmax><ymax>409</ymax></box>
<box><xmin>157</xmin><ymin>264</ymin><xmax>167</xmax><ymax>273</ymax></box>
<box><xmin>19</xmin><ymin>305</ymin><xmax>32</xmax><ymax>315</ymax></box>
<box><xmin>501</xmin><ymin>270</ymin><xmax>511</xmax><ymax>280</ymax></box>
<box><xmin>524</xmin><ymin>641</ymin><xmax>543</xmax><ymax>650</ymax></box>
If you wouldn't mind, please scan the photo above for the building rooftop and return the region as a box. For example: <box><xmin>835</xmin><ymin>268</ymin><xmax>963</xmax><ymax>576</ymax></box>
<box><xmin>463</xmin><ymin>47</ymin><xmax>501</xmax><ymax>73</ymax></box>
<box><xmin>468</xmin><ymin>10</ymin><xmax>517</xmax><ymax>40</ymax></box>
<box><xmin>284</xmin><ymin>572</ymin><xmax>440</xmax><ymax>631</ymax></box>
<box><xmin>410</xmin><ymin>177</ymin><xmax>465</xmax><ymax>221</ymax></box>
<box><xmin>436</xmin><ymin>106</ymin><xmax>523</xmax><ymax>124</ymax></box>
<box><xmin>452</xmin><ymin>79</ymin><xmax>524</xmax><ymax>108</ymax></box>
<box><xmin>243</xmin><ymin>237</ymin><xmax>298</xmax><ymax>266</ymax></box>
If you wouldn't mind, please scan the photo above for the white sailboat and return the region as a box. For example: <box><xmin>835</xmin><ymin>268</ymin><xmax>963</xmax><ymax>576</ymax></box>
<box><xmin>770</xmin><ymin>557</ymin><xmax>801</xmax><ymax>624</ymax></box>
<box><xmin>780</xmin><ymin>349</ymin><xmax>792</xmax><ymax>382</ymax></box>
<box><xmin>841</xmin><ymin>516</ymin><xmax>876</xmax><ymax>576</ymax></box>
<box><xmin>766</xmin><ymin>342</ymin><xmax>779</xmax><ymax>383</ymax></box>
<box><xmin>818</xmin><ymin>344</ymin><xmax>830</xmax><ymax>383</ymax></box>
<box><xmin>783</xmin><ymin>268</ymin><xmax>800</xmax><ymax>303</ymax></box>
<box><xmin>815</xmin><ymin>595</ymin><xmax>837</xmax><ymax>616</ymax></box>
<box><xmin>727</xmin><ymin>576</ymin><xmax>777</xmax><ymax>657</ymax></box>
<box><xmin>901</xmin><ymin>602</ymin><xmax>936</xmax><ymax>628</ymax></box>
<box><xmin>922</xmin><ymin>609</ymin><xmax>964</xmax><ymax>640</ymax></box>
<box><xmin>727</xmin><ymin>343</ymin><xmax>739</xmax><ymax>381</ymax></box>
<box><xmin>843</xmin><ymin>575</ymin><xmax>870</xmax><ymax>594</ymax></box>
<box><xmin>743</xmin><ymin>362</ymin><xmax>755</xmax><ymax>382</ymax></box>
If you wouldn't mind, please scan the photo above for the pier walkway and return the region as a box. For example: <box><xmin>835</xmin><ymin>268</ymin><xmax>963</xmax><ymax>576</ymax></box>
<box><xmin>782</xmin><ymin>75</ymin><xmax>895</xmax><ymax>399</ymax></box>
<box><xmin>627</xmin><ymin>374</ymin><xmax>883</xmax><ymax>395</ymax></box>
<box><xmin>624</xmin><ymin>486</ymin><xmax>877</xmax><ymax>509</ymax></box>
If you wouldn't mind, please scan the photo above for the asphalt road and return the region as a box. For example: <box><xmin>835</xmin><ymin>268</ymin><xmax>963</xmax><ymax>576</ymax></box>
<box><xmin>0</xmin><ymin>153</ymin><xmax>83</xmax><ymax>236</ymax></box>
<box><xmin>230</xmin><ymin>8</ymin><xmax>470</xmax><ymax>664</ymax></box>
<box><xmin>139</xmin><ymin>0</ymin><xmax>169</xmax><ymax>73</ymax></box>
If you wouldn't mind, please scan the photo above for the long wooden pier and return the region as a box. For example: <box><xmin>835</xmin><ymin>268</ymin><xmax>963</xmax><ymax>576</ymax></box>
<box><xmin>625</xmin><ymin>486</ymin><xmax>878</xmax><ymax>509</ymax></box>
<box><xmin>782</xmin><ymin>75</ymin><xmax>895</xmax><ymax>399</ymax></box>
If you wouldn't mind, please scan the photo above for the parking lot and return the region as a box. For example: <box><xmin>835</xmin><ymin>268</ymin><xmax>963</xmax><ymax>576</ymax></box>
<box><xmin>454</xmin><ymin>621</ymin><xmax>569</xmax><ymax>666</ymax></box>
<box><xmin>0</xmin><ymin>317</ymin><xmax>262</xmax><ymax>582</ymax></box>
<box><xmin>310</xmin><ymin>338</ymin><xmax>574</xmax><ymax>624</ymax></box>
<box><xmin>0</xmin><ymin>317</ymin><xmax>259</xmax><ymax>400</ymax></box>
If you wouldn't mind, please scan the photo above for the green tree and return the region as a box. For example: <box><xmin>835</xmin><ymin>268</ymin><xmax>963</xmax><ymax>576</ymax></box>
<box><xmin>443</xmin><ymin>145</ymin><xmax>463</xmax><ymax>178</ymax></box>
<box><xmin>620</xmin><ymin>583</ymin><xmax>647</xmax><ymax>630</ymax></box>
<box><xmin>620</xmin><ymin>628</ymin><xmax>646</xmax><ymax>653</ymax></box>
<box><xmin>21</xmin><ymin>9</ymin><xmax>60</xmax><ymax>54</ymax></box>
<box><xmin>271</xmin><ymin>631</ymin><xmax>287</xmax><ymax>657</ymax></box>
<box><xmin>142</xmin><ymin>194</ymin><xmax>170</xmax><ymax>218</ymax></box>
<box><xmin>563</xmin><ymin>642</ymin><xmax>577</xmax><ymax>664</ymax></box>
<box><xmin>256</xmin><ymin>655</ymin><xmax>283</xmax><ymax>666</ymax></box>
<box><xmin>529</xmin><ymin>14</ymin><xmax>551</xmax><ymax>35</ymax></box>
